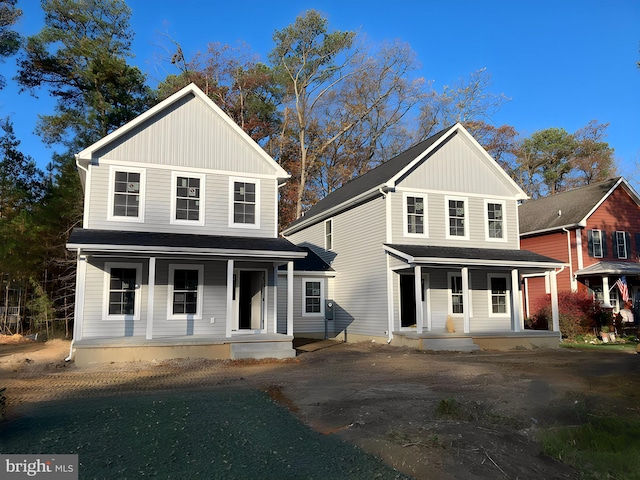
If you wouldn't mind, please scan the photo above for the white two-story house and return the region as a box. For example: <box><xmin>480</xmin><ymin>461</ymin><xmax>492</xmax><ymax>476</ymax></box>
<box><xmin>282</xmin><ymin>123</ymin><xmax>565</xmax><ymax>351</ymax></box>
<box><xmin>67</xmin><ymin>84</ymin><xmax>306</xmax><ymax>366</ymax></box>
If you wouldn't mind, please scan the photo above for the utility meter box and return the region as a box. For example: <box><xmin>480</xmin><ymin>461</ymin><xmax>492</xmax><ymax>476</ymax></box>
<box><xmin>325</xmin><ymin>300</ymin><xmax>334</xmax><ymax>321</ymax></box>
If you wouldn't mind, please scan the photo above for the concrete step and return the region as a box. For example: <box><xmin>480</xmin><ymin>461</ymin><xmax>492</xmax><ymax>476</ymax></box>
<box><xmin>421</xmin><ymin>337</ymin><xmax>480</xmax><ymax>352</ymax></box>
<box><xmin>230</xmin><ymin>341</ymin><xmax>296</xmax><ymax>359</ymax></box>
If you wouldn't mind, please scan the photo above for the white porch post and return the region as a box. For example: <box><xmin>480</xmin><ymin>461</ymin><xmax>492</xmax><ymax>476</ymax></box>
<box><xmin>550</xmin><ymin>270</ymin><xmax>560</xmax><ymax>332</ymax></box>
<box><xmin>511</xmin><ymin>269</ymin><xmax>522</xmax><ymax>332</ymax></box>
<box><xmin>226</xmin><ymin>259</ymin><xmax>234</xmax><ymax>338</ymax></box>
<box><xmin>73</xmin><ymin>252</ymin><xmax>87</xmax><ymax>342</ymax></box>
<box><xmin>462</xmin><ymin>267</ymin><xmax>470</xmax><ymax>334</ymax></box>
<box><xmin>602</xmin><ymin>275</ymin><xmax>611</xmax><ymax>307</ymax></box>
<box><xmin>287</xmin><ymin>261</ymin><xmax>294</xmax><ymax>336</ymax></box>
<box><xmin>146</xmin><ymin>257</ymin><xmax>156</xmax><ymax>340</ymax></box>
<box><xmin>414</xmin><ymin>265</ymin><xmax>423</xmax><ymax>332</ymax></box>
<box><xmin>272</xmin><ymin>264</ymin><xmax>278</xmax><ymax>334</ymax></box>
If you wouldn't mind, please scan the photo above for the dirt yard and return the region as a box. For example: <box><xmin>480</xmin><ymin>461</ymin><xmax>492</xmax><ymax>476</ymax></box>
<box><xmin>1</xmin><ymin>337</ymin><xmax>639</xmax><ymax>479</ymax></box>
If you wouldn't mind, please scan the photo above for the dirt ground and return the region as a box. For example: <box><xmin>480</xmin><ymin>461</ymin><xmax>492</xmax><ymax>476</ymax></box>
<box><xmin>1</xmin><ymin>338</ymin><xmax>639</xmax><ymax>479</ymax></box>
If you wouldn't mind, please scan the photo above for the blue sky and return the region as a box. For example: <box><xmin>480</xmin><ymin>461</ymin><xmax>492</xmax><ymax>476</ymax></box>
<box><xmin>2</xmin><ymin>0</ymin><xmax>639</xmax><ymax>186</ymax></box>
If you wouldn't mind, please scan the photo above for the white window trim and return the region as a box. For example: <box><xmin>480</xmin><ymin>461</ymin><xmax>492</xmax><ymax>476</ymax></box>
<box><xmin>447</xmin><ymin>272</ymin><xmax>464</xmax><ymax>317</ymax></box>
<box><xmin>592</xmin><ymin>229</ymin><xmax>604</xmax><ymax>258</ymax></box>
<box><xmin>229</xmin><ymin>176</ymin><xmax>261</xmax><ymax>229</ymax></box>
<box><xmin>302</xmin><ymin>277</ymin><xmax>325</xmax><ymax>317</ymax></box>
<box><xmin>167</xmin><ymin>264</ymin><xmax>204</xmax><ymax>320</ymax></box>
<box><xmin>487</xmin><ymin>273</ymin><xmax>511</xmax><ymax>317</ymax></box>
<box><xmin>445</xmin><ymin>195</ymin><xmax>469</xmax><ymax>240</ymax></box>
<box><xmin>484</xmin><ymin>199</ymin><xmax>508</xmax><ymax>242</ymax></box>
<box><xmin>325</xmin><ymin>219</ymin><xmax>334</xmax><ymax>251</ymax></box>
<box><xmin>170</xmin><ymin>171</ymin><xmax>206</xmax><ymax>226</ymax></box>
<box><xmin>615</xmin><ymin>231</ymin><xmax>628</xmax><ymax>259</ymax></box>
<box><xmin>107</xmin><ymin>165</ymin><xmax>146</xmax><ymax>223</ymax></box>
<box><xmin>403</xmin><ymin>192</ymin><xmax>429</xmax><ymax>238</ymax></box>
<box><xmin>103</xmin><ymin>262</ymin><xmax>142</xmax><ymax>321</ymax></box>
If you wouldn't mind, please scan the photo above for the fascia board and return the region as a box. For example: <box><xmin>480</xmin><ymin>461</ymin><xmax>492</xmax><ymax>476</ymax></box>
<box><xmin>410</xmin><ymin>256</ymin><xmax>567</xmax><ymax>269</ymax></box>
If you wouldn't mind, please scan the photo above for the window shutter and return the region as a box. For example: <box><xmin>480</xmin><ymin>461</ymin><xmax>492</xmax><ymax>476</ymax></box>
<box><xmin>587</xmin><ymin>230</ymin><xmax>594</xmax><ymax>257</ymax></box>
<box><xmin>602</xmin><ymin>231</ymin><xmax>608</xmax><ymax>257</ymax></box>
<box><xmin>612</xmin><ymin>232</ymin><xmax>619</xmax><ymax>259</ymax></box>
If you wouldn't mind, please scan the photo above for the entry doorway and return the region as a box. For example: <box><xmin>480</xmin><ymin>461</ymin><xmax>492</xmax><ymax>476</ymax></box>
<box><xmin>399</xmin><ymin>273</ymin><xmax>429</xmax><ymax>329</ymax></box>
<box><xmin>233</xmin><ymin>270</ymin><xmax>266</xmax><ymax>331</ymax></box>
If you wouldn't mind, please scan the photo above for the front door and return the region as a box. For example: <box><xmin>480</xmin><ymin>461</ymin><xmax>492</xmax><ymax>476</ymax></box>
<box><xmin>234</xmin><ymin>270</ymin><xmax>265</xmax><ymax>331</ymax></box>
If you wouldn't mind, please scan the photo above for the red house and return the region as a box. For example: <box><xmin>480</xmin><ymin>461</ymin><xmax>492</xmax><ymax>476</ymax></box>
<box><xmin>519</xmin><ymin>177</ymin><xmax>640</xmax><ymax>319</ymax></box>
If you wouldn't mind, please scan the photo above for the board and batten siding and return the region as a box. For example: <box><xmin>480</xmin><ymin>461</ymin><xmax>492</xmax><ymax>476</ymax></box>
<box><xmin>86</xmin><ymin>164</ymin><xmax>277</xmax><ymax>237</ymax></box>
<box><xmin>93</xmin><ymin>94</ymin><xmax>277</xmax><ymax>176</ymax></box>
<box><xmin>287</xmin><ymin>196</ymin><xmax>389</xmax><ymax>338</ymax></box>
<box><xmin>398</xmin><ymin>132</ymin><xmax>517</xmax><ymax>197</ymax></box>
<box><xmin>389</xmin><ymin>190</ymin><xmax>520</xmax><ymax>249</ymax></box>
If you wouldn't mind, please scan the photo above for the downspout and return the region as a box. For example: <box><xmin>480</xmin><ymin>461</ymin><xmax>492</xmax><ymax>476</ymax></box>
<box><xmin>379</xmin><ymin>187</ymin><xmax>394</xmax><ymax>344</ymax></box>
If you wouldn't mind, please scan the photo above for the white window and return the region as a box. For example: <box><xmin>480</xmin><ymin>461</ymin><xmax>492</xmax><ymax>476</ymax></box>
<box><xmin>103</xmin><ymin>262</ymin><xmax>142</xmax><ymax>320</ymax></box>
<box><xmin>229</xmin><ymin>177</ymin><xmax>260</xmax><ymax>229</ymax></box>
<box><xmin>448</xmin><ymin>273</ymin><xmax>464</xmax><ymax>315</ymax></box>
<box><xmin>446</xmin><ymin>196</ymin><xmax>468</xmax><ymax>239</ymax></box>
<box><xmin>168</xmin><ymin>265</ymin><xmax>204</xmax><ymax>320</ymax></box>
<box><xmin>488</xmin><ymin>274</ymin><xmax>510</xmax><ymax>316</ymax></box>
<box><xmin>485</xmin><ymin>200</ymin><xmax>506</xmax><ymax>241</ymax></box>
<box><xmin>614</xmin><ymin>231</ymin><xmax>628</xmax><ymax>259</ymax></box>
<box><xmin>590</xmin><ymin>229</ymin><xmax>604</xmax><ymax>258</ymax></box>
<box><xmin>302</xmin><ymin>278</ymin><xmax>325</xmax><ymax>317</ymax></box>
<box><xmin>325</xmin><ymin>219</ymin><xmax>333</xmax><ymax>250</ymax></box>
<box><xmin>108</xmin><ymin>167</ymin><xmax>145</xmax><ymax>222</ymax></box>
<box><xmin>404</xmin><ymin>193</ymin><xmax>428</xmax><ymax>237</ymax></box>
<box><xmin>171</xmin><ymin>172</ymin><xmax>205</xmax><ymax>225</ymax></box>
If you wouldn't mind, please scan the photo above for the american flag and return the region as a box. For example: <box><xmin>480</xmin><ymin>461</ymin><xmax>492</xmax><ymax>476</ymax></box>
<box><xmin>615</xmin><ymin>276</ymin><xmax>630</xmax><ymax>302</ymax></box>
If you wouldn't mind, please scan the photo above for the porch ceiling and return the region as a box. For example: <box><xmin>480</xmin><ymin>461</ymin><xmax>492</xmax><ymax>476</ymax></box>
<box><xmin>576</xmin><ymin>261</ymin><xmax>640</xmax><ymax>276</ymax></box>
<box><xmin>384</xmin><ymin>244</ymin><xmax>565</xmax><ymax>269</ymax></box>
<box><xmin>67</xmin><ymin>228</ymin><xmax>307</xmax><ymax>260</ymax></box>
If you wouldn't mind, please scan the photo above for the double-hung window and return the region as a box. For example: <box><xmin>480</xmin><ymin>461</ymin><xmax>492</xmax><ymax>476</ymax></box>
<box><xmin>302</xmin><ymin>278</ymin><xmax>324</xmax><ymax>317</ymax></box>
<box><xmin>446</xmin><ymin>196</ymin><xmax>468</xmax><ymax>239</ymax></box>
<box><xmin>109</xmin><ymin>167</ymin><xmax>145</xmax><ymax>222</ymax></box>
<box><xmin>168</xmin><ymin>265</ymin><xmax>203</xmax><ymax>319</ymax></box>
<box><xmin>404</xmin><ymin>193</ymin><xmax>427</xmax><ymax>236</ymax></box>
<box><xmin>485</xmin><ymin>200</ymin><xmax>506</xmax><ymax>241</ymax></box>
<box><xmin>614</xmin><ymin>231</ymin><xmax>628</xmax><ymax>259</ymax></box>
<box><xmin>172</xmin><ymin>173</ymin><xmax>205</xmax><ymax>225</ymax></box>
<box><xmin>449</xmin><ymin>274</ymin><xmax>464</xmax><ymax>314</ymax></box>
<box><xmin>488</xmin><ymin>274</ymin><xmax>509</xmax><ymax>316</ymax></box>
<box><xmin>104</xmin><ymin>262</ymin><xmax>142</xmax><ymax>320</ymax></box>
<box><xmin>325</xmin><ymin>219</ymin><xmax>333</xmax><ymax>250</ymax></box>
<box><xmin>230</xmin><ymin>177</ymin><xmax>260</xmax><ymax>228</ymax></box>
<box><xmin>588</xmin><ymin>229</ymin><xmax>604</xmax><ymax>258</ymax></box>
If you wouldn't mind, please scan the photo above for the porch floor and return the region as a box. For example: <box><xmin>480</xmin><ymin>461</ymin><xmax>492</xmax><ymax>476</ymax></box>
<box><xmin>393</xmin><ymin>330</ymin><xmax>561</xmax><ymax>352</ymax></box>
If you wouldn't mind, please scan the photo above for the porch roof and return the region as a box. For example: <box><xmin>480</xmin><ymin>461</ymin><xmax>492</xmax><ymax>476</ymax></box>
<box><xmin>576</xmin><ymin>261</ymin><xmax>640</xmax><ymax>276</ymax></box>
<box><xmin>67</xmin><ymin>228</ymin><xmax>307</xmax><ymax>260</ymax></box>
<box><xmin>384</xmin><ymin>244</ymin><xmax>565</xmax><ymax>269</ymax></box>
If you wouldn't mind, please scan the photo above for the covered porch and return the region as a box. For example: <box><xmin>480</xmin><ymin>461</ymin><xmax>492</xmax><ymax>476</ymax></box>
<box><xmin>384</xmin><ymin>244</ymin><xmax>566</xmax><ymax>351</ymax></box>
<box><xmin>67</xmin><ymin>229</ymin><xmax>307</xmax><ymax>365</ymax></box>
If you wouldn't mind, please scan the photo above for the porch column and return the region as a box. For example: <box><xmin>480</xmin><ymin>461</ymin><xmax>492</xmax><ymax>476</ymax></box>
<box><xmin>462</xmin><ymin>267</ymin><xmax>470</xmax><ymax>334</ymax></box>
<box><xmin>73</xmin><ymin>252</ymin><xmax>87</xmax><ymax>342</ymax></box>
<box><xmin>602</xmin><ymin>275</ymin><xmax>611</xmax><ymax>307</ymax></box>
<box><xmin>272</xmin><ymin>264</ymin><xmax>278</xmax><ymax>334</ymax></box>
<box><xmin>287</xmin><ymin>261</ymin><xmax>294</xmax><ymax>336</ymax></box>
<box><xmin>146</xmin><ymin>257</ymin><xmax>156</xmax><ymax>340</ymax></box>
<box><xmin>226</xmin><ymin>259</ymin><xmax>234</xmax><ymax>338</ymax></box>
<box><xmin>511</xmin><ymin>269</ymin><xmax>522</xmax><ymax>332</ymax></box>
<box><xmin>414</xmin><ymin>265</ymin><xmax>424</xmax><ymax>332</ymax></box>
<box><xmin>550</xmin><ymin>270</ymin><xmax>560</xmax><ymax>332</ymax></box>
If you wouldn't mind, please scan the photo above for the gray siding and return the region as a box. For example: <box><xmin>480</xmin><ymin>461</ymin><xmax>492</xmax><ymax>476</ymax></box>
<box><xmin>398</xmin><ymin>133</ymin><xmax>516</xmax><ymax>197</ymax></box>
<box><xmin>287</xmin><ymin>196</ymin><xmax>388</xmax><ymax>337</ymax></box>
<box><xmin>86</xmin><ymin>164</ymin><xmax>277</xmax><ymax>237</ymax></box>
<box><xmin>389</xmin><ymin>190</ymin><xmax>520</xmax><ymax>249</ymax></box>
<box><xmin>94</xmin><ymin>94</ymin><xmax>277</xmax><ymax>176</ymax></box>
<box><xmin>277</xmin><ymin>275</ymin><xmax>334</xmax><ymax>334</ymax></box>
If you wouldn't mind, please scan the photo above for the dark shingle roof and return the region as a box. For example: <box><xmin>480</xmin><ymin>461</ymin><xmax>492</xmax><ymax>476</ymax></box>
<box><xmin>278</xmin><ymin>247</ymin><xmax>334</xmax><ymax>272</ymax></box>
<box><xmin>385</xmin><ymin>244</ymin><xmax>564</xmax><ymax>265</ymax></box>
<box><xmin>518</xmin><ymin>178</ymin><xmax>621</xmax><ymax>235</ymax></box>
<box><xmin>284</xmin><ymin>126</ymin><xmax>454</xmax><ymax>232</ymax></box>
<box><xmin>68</xmin><ymin>228</ymin><xmax>305</xmax><ymax>256</ymax></box>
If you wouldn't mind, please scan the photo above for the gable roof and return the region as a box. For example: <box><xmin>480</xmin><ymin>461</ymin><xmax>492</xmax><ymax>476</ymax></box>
<box><xmin>283</xmin><ymin>123</ymin><xmax>526</xmax><ymax>235</ymax></box>
<box><xmin>518</xmin><ymin>177</ymin><xmax>640</xmax><ymax>236</ymax></box>
<box><xmin>75</xmin><ymin>83</ymin><xmax>288</xmax><ymax>185</ymax></box>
